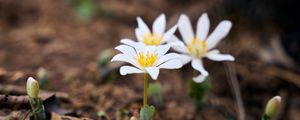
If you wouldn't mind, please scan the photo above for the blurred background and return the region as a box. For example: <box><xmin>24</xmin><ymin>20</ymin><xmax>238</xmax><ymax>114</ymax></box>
<box><xmin>0</xmin><ymin>0</ymin><xmax>300</xmax><ymax>119</ymax></box>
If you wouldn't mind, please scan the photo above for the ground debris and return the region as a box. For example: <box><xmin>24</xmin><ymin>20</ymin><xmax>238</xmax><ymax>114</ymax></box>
<box><xmin>51</xmin><ymin>112</ymin><xmax>92</xmax><ymax>120</ymax></box>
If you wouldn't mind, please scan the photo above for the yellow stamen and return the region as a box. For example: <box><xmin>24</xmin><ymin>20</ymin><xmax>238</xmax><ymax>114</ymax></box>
<box><xmin>143</xmin><ymin>33</ymin><xmax>162</xmax><ymax>46</ymax></box>
<box><xmin>187</xmin><ymin>37</ymin><xmax>207</xmax><ymax>57</ymax></box>
<box><xmin>137</xmin><ymin>51</ymin><xmax>158</xmax><ymax>67</ymax></box>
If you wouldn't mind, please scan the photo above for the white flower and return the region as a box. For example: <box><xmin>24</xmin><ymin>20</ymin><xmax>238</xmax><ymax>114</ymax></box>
<box><xmin>121</xmin><ymin>14</ymin><xmax>182</xmax><ymax>47</ymax></box>
<box><xmin>111</xmin><ymin>42</ymin><xmax>183</xmax><ymax>80</ymax></box>
<box><xmin>170</xmin><ymin>13</ymin><xmax>235</xmax><ymax>83</ymax></box>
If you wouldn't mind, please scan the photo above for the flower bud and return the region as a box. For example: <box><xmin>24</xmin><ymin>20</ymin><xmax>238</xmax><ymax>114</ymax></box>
<box><xmin>37</xmin><ymin>68</ymin><xmax>48</xmax><ymax>89</ymax></box>
<box><xmin>26</xmin><ymin>77</ymin><xmax>40</xmax><ymax>98</ymax></box>
<box><xmin>37</xmin><ymin>68</ymin><xmax>48</xmax><ymax>81</ymax></box>
<box><xmin>265</xmin><ymin>96</ymin><xmax>281</xmax><ymax>117</ymax></box>
<box><xmin>97</xmin><ymin>49</ymin><xmax>114</xmax><ymax>68</ymax></box>
<box><xmin>130</xmin><ymin>116</ymin><xmax>138</xmax><ymax>120</ymax></box>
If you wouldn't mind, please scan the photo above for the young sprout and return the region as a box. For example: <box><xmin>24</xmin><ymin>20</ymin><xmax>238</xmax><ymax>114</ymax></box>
<box><xmin>73</xmin><ymin>0</ymin><xmax>96</xmax><ymax>22</ymax></box>
<box><xmin>188</xmin><ymin>76</ymin><xmax>211</xmax><ymax>108</ymax></box>
<box><xmin>120</xmin><ymin>14</ymin><xmax>182</xmax><ymax>47</ymax></box>
<box><xmin>97</xmin><ymin>49</ymin><xmax>114</xmax><ymax>69</ymax></box>
<box><xmin>263</xmin><ymin>96</ymin><xmax>282</xmax><ymax>120</ymax></box>
<box><xmin>37</xmin><ymin>67</ymin><xmax>49</xmax><ymax>89</ymax></box>
<box><xmin>26</xmin><ymin>77</ymin><xmax>46</xmax><ymax>120</ymax></box>
<box><xmin>97</xmin><ymin>111</ymin><xmax>111</xmax><ymax>120</ymax></box>
<box><xmin>148</xmin><ymin>82</ymin><xmax>162</xmax><ymax>106</ymax></box>
<box><xmin>130</xmin><ymin>116</ymin><xmax>138</xmax><ymax>120</ymax></box>
<box><xmin>169</xmin><ymin>13</ymin><xmax>235</xmax><ymax>83</ymax></box>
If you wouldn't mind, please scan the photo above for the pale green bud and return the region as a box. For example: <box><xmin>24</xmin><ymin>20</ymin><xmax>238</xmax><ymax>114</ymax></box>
<box><xmin>97</xmin><ymin>49</ymin><xmax>114</xmax><ymax>68</ymax></box>
<box><xmin>37</xmin><ymin>68</ymin><xmax>48</xmax><ymax>81</ymax></box>
<box><xmin>26</xmin><ymin>77</ymin><xmax>40</xmax><ymax>98</ymax></box>
<box><xmin>265</xmin><ymin>96</ymin><xmax>281</xmax><ymax>118</ymax></box>
<box><xmin>130</xmin><ymin>116</ymin><xmax>138</xmax><ymax>120</ymax></box>
<box><xmin>37</xmin><ymin>67</ymin><xmax>49</xmax><ymax>89</ymax></box>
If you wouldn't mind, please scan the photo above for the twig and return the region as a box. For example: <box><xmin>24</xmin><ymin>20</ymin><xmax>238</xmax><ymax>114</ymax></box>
<box><xmin>0</xmin><ymin>92</ymin><xmax>68</xmax><ymax>110</ymax></box>
<box><xmin>225</xmin><ymin>63</ymin><xmax>245</xmax><ymax>120</ymax></box>
<box><xmin>0</xmin><ymin>84</ymin><xmax>69</xmax><ymax>100</ymax></box>
<box><xmin>265</xmin><ymin>66</ymin><xmax>300</xmax><ymax>88</ymax></box>
<box><xmin>0</xmin><ymin>84</ymin><xmax>26</xmax><ymax>95</ymax></box>
<box><xmin>22</xmin><ymin>110</ymin><xmax>31</xmax><ymax>120</ymax></box>
<box><xmin>0</xmin><ymin>95</ymin><xmax>29</xmax><ymax>109</ymax></box>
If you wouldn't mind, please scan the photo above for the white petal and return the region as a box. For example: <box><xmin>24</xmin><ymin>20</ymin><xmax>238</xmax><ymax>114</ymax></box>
<box><xmin>111</xmin><ymin>54</ymin><xmax>141</xmax><ymax>68</ymax></box>
<box><xmin>206</xmin><ymin>52</ymin><xmax>235</xmax><ymax>61</ymax></box>
<box><xmin>191</xmin><ymin>59</ymin><xmax>208</xmax><ymax>76</ymax></box>
<box><xmin>168</xmin><ymin>36</ymin><xmax>190</xmax><ymax>54</ymax></box>
<box><xmin>111</xmin><ymin>54</ymin><xmax>130</xmax><ymax>62</ymax></box>
<box><xmin>207</xmin><ymin>49</ymin><xmax>220</xmax><ymax>54</ymax></box>
<box><xmin>137</xmin><ymin>17</ymin><xmax>151</xmax><ymax>34</ymax></box>
<box><xmin>161</xmin><ymin>25</ymin><xmax>177</xmax><ymax>43</ymax></box>
<box><xmin>157</xmin><ymin>59</ymin><xmax>183</xmax><ymax>69</ymax></box>
<box><xmin>145</xmin><ymin>67</ymin><xmax>160</xmax><ymax>80</ymax></box>
<box><xmin>206</xmin><ymin>20</ymin><xmax>232</xmax><ymax>49</ymax></box>
<box><xmin>135</xmin><ymin>28</ymin><xmax>143</xmax><ymax>42</ymax></box>
<box><xmin>115</xmin><ymin>45</ymin><xmax>137</xmax><ymax>57</ymax></box>
<box><xmin>168</xmin><ymin>35</ymin><xmax>182</xmax><ymax>43</ymax></box>
<box><xmin>178</xmin><ymin>14</ymin><xmax>194</xmax><ymax>44</ymax></box>
<box><xmin>167</xmin><ymin>41</ymin><xmax>185</xmax><ymax>47</ymax></box>
<box><xmin>178</xmin><ymin>54</ymin><xmax>192</xmax><ymax>65</ymax></box>
<box><xmin>193</xmin><ymin>74</ymin><xmax>208</xmax><ymax>83</ymax></box>
<box><xmin>156</xmin><ymin>44</ymin><xmax>170</xmax><ymax>58</ymax></box>
<box><xmin>145</xmin><ymin>46</ymin><xmax>157</xmax><ymax>54</ymax></box>
<box><xmin>133</xmin><ymin>42</ymin><xmax>147</xmax><ymax>54</ymax></box>
<box><xmin>155</xmin><ymin>53</ymin><xmax>180</xmax><ymax>66</ymax></box>
<box><xmin>196</xmin><ymin>13</ymin><xmax>210</xmax><ymax>40</ymax></box>
<box><xmin>172</xmin><ymin>46</ymin><xmax>190</xmax><ymax>54</ymax></box>
<box><xmin>167</xmin><ymin>35</ymin><xmax>186</xmax><ymax>47</ymax></box>
<box><xmin>120</xmin><ymin>39</ymin><xmax>137</xmax><ymax>47</ymax></box>
<box><xmin>120</xmin><ymin>66</ymin><xmax>143</xmax><ymax>75</ymax></box>
<box><xmin>153</xmin><ymin>14</ymin><xmax>166</xmax><ymax>36</ymax></box>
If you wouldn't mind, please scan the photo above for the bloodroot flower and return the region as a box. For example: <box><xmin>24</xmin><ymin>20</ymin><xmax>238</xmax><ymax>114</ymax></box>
<box><xmin>121</xmin><ymin>14</ymin><xmax>182</xmax><ymax>47</ymax></box>
<box><xmin>170</xmin><ymin>13</ymin><xmax>235</xmax><ymax>83</ymax></box>
<box><xmin>111</xmin><ymin>43</ymin><xmax>183</xmax><ymax>80</ymax></box>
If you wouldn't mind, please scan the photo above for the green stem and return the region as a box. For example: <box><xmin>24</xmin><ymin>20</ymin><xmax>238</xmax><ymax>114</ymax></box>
<box><xmin>144</xmin><ymin>73</ymin><xmax>149</xmax><ymax>107</ymax></box>
<box><xmin>262</xmin><ymin>114</ymin><xmax>271</xmax><ymax>120</ymax></box>
<box><xmin>29</xmin><ymin>97</ymin><xmax>46</xmax><ymax>120</ymax></box>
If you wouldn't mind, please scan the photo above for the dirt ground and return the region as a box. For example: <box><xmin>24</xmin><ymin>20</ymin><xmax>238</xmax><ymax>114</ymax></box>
<box><xmin>1</xmin><ymin>0</ymin><xmax>300</xmax><ymax>120</ymax></box>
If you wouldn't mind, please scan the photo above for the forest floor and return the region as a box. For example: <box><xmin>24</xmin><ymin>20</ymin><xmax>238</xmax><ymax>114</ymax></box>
<box><xmin>1</xmin><ymin>0</ymin><xmax>300</xmax><ymax>120</ymax></box>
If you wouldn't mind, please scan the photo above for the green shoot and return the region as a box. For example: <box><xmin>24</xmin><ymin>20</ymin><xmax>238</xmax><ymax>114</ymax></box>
<box><xmin>72</xmin><ymin>0</ymin><xmax>96</xmax><ymax>22</ymax></box>
<box><xmin>26</xmin><ymin>77</ymin><xmax>46</xmax><ymax>120</ymax></box>
<box><xmin>148</xmin><ymin>82</ymin><xmax>162</xmax><ymax>107</ymax></box>
<box><xmin>97</xmin><ymin>49</ymin><xmax>114</xmax><ymax>69</ymax></box>
<box><xmin>188</xmin><ymin>76</ymin><xmax>211</xmax><ymax>108</ymax></box>
<box><xmin>37</xmin><ymin>68</ymin><xmax>49</xmax><ymax>89</ymax></box>
<box><xmin>140</xmin><ymin>105</ymin><xmax>155</xmax><ymax>120</ymax></box>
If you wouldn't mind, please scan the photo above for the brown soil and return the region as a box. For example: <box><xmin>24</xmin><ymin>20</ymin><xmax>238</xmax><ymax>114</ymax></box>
<box><xmin>1</xmin><ymin>0</ymin><xmax>300</xmax><ymax>120</ymax></box>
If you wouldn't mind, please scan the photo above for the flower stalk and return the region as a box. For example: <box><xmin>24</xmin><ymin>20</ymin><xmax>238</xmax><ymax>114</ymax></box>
<box><xmin>144</xmin><ymin>73</ymin><xmax>149</xmax><ymax>107</ymax></box>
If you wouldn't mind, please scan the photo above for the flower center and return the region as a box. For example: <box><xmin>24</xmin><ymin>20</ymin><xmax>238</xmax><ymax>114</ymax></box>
<box><xmin>137</xmin><ymin>51</ymin><xmax>158</xmax><ymax>67</ymax></box>
<box><xmin>143</xmin><ymin>33</ymin><xmax>162</xmax><ymax>46</ymax></box>
<box><xmin>187</xmin><ymin>38</ymin><xmax>207</xmax><ymax>57</ymax></box>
